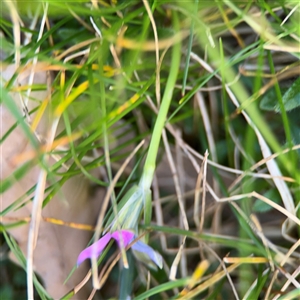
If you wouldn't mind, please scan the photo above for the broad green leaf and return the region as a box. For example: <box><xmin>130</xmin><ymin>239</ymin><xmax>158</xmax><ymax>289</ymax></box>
<box><xmin>281</xmin><ymin>77</ymin><xmax>300</xmax><ymax>111</ymax></box>
<box><xmin>253</xmin><ymin>189</ymin><xmax>281</xmax><ymax>213</ymax></box>
<box><xmin>260</xmin><ymin>77</ymin><xmax>300</xmax><ymax>112</ymax></box>
<box><xmin>260</xmin><ymin>87</ymin><xmax>288</xmax><ymax>111</ymax></box>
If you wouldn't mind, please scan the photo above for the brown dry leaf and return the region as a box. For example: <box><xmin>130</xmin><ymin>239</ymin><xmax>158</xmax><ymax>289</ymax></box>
<box><xmin>1</xmin><ymin>64</ymin><xmax>103</xmax><ymax>299</ymax></box>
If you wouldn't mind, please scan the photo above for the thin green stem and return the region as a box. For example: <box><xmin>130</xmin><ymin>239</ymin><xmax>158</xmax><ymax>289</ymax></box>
<box><xmin>139</xmin><ymin>11</ymin><xmax>181</xmax><ymax>191</ymax></box>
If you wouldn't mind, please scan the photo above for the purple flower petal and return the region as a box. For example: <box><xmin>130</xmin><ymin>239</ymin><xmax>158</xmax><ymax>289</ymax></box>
<box><xmin>132</xmin><ymin>240</ymin><xmax>163</xmax><ymax>269</ymax></box>
<box><xmin>77</xmin><ymin>233</ymin><xmax>112</xmax><ymax>266</ymax></box>
<box><xmin>111</xmin><ymin>230</ymin><xmax>135</xmax><ymax>248</ymax></box>
<box><xmin>77</xmin><ymin>230</ymin><xmax>163</xmax><ymax>270</ymax></box>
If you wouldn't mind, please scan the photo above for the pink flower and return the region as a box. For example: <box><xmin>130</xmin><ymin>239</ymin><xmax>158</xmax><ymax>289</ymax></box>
<box><xmin>77</xmin><ymin>230</ymin><xmax>162</xmax><ymax>268</ymax></box>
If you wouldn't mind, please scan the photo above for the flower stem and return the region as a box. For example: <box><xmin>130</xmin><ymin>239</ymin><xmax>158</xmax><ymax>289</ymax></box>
<box><xmin>139</xmin><ymin>11</ymin><xmax>181</xmax><ymax>191</ymax></box>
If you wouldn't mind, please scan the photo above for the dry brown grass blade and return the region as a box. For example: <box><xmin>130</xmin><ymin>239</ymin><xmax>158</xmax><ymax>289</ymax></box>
<box><xmin>55</xmin><ymin>37</ymin><xmax>100</xmax><ymax>61</ymax></box>
<box><xmin>208</xmin><ymin>188</ymin><xmax>299</xmax><ymax>226</ymax></box>
<box><xmin>250</xmin><ymin>214</ymin><xmax>275</xmax><ymax>271</ymax></box>
<box><xmin>115</xmin><ymin>30</ymin><xmax>189</xmax><ymax>51</ymax></box>
<box><xmin>190</xmin><ymin>51</ymin><xmax>296</xmax><ymax>240</ymax></box>
<box><xmin>178</xmin><ymin>262</ymin><xmax>241</xmax><ymax>299</ymax></box>
<box><xmin>27</xmin><ymin>75</ymin><xmax>57</xmax><ymax>300</ymax></box>
<box><xmin>162</xmin><ymin>129</ymin><xmax>189</xmax><ymax>280</ymax></box>
<box><xmin>143</xmin><ymin>0</ymin><xmax>161</xmax><ymax>106</ymax></box>
<box><xmin>26</xmin><ymin>168</ymin><xmax>49</xmax><ymax>299</ymax></box>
